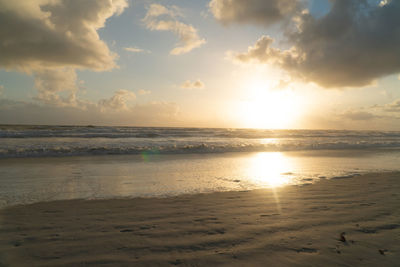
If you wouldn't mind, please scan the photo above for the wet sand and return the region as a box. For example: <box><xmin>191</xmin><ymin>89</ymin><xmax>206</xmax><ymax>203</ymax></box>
<box><xmin>1</xmin><ymin>172</ymin><xmax>399</xmax><ymax>266</ymax></box>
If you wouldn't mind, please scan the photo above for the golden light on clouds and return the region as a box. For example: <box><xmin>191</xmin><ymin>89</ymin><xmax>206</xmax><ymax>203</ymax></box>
<box><xmin>1</xmin><ymin>0</ymin><xmax>400</xmax><ymax>129</ymax></box>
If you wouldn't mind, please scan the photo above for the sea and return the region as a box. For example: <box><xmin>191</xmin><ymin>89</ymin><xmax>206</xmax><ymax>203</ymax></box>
<box><xmin>1</xmin><ymin>125</ymin><xmax>400</xmax><ymax>207</ymax></box>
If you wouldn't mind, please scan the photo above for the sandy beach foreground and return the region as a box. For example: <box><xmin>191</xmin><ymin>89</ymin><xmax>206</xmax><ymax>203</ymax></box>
<box><xmin>1</xmin><ymin>173</ymin><xmax>399</xmax><ymax>266</ymax></box>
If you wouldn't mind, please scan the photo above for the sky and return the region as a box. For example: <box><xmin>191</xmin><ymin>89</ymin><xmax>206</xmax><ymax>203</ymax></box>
<box><xmin>0</xmin><ymin>0</ymin><xmax>400</xmax><ymax>130</ymax></box>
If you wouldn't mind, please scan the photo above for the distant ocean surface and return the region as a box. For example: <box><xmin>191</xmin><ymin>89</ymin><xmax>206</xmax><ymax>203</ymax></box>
<box><xmin>1</xmin><ymin>125</ymin><xmax>400</xmax><ymax>207</ymax></box>
<box><xmin>1</xmin><ymin>125</ymin><xmax>400</xmax><ymax>158</ymax></box>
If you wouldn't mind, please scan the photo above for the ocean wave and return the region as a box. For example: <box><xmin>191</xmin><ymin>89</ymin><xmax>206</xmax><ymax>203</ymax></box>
<box><xmin>1</xmin><ymin>141</ymin><xmax>400</xmax><ymax>158</ymax></box>
<box><xmin>2</xmin><ymin>126</ymin><xmax>400</xmax><ymax>158</ymax></box>
<box><xmin>2</xmin><ymin>125</ymin><xmax>400</xmax><ymax>139</ymax></box>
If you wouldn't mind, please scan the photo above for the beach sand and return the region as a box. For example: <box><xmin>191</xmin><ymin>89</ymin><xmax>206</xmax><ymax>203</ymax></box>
<box><xmin>1</xmin><ymin>172</ymin><xmax>399</xmax><ymax>266</ymax></box>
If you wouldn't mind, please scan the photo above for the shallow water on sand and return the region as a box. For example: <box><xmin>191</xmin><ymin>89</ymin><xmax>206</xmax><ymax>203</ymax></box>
<box><xmin>0</xmin><ymin>150</ymin><xmax>399</xmax><ymax>208</ymax></box>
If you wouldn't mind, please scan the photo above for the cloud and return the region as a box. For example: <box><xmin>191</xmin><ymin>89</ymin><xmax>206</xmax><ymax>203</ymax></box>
<box><xmin>339</xmin><ymin>110</ymin><xmax>378</xmax><ymax>121</ymax></box>
<box><xmin>379</xmin><ymin>0</ymin><xmax>390</xmax><ymax>7</ymax></box>
<box><xmin>181</xmin><ymin>79</ymin><xmax>205</xmax><ymax>89</ymax></box>
<box><xmin>209</xmin><ymin>0</ymin><xmax>300</xmax><ymax>26</ymax></box>
<box><xmin>274</xmin><ymin>79</ymin><xmax>291</xmax><ymax>90</ymax></box>
<box><xmin>382</xmin><ymin>99</ymin><xmax>400</xmax><ymax>113</ymax></box>
<box><xmin>33</xmin><ymin>67</ymin><xmax>81</xmax><ymax>107</ymax></box>
<box><xmin>335</xmin><ymin>99</ymin><xmax>400</xmax><ymax>124</ymax></box>
<box><xmin>0</xmin><ymin>0</ymin><xmax>127</xmax><ymax>72</ymax></box>
<box><xmin>143</xmin><ymin>4</ymin><xmax>205</xmax><ymax>55</ymax></box>
<box><xmin>0</xmin><ymin>0</ymin><xmax>129</xmax><ymax>107</ymax></box>
<box><xmin>137</xmin><ymin>89</ymin><xmax>151</xmax><ymax>95</ymax></box>
<box><xmin>0</xmin><ymin>98</ymin><xmax>181</xmax><ymax>126</ymax></box>
<box><xmin>229</xmin><ymin>35</ymin><xmax>285</xmax><ymax>64</ymax></box>
<box><xmin>124</xmin><ymin>47</ymin><xmax>151</xmax><ymax>53</ymax></box>
<box><xmin>229</xmin><ymin>0</ymin><xmax>400</xmax><ymax>88</ymax></box>
<box><xmin>98</xmin><ymin>89</ymin><xmax>136</xmax><ymax>110</ymax></box>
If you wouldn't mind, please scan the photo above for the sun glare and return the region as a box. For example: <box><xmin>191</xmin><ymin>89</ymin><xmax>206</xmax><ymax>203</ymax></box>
<box><xmin>247</xmin><ymin>152</ymin><xmax>294</xmax><ymax>187</ymax></box>
<box><xmin>238</xmin><ymin>78</ymin><xmax>303</xmax><ymax>129</ymax></box>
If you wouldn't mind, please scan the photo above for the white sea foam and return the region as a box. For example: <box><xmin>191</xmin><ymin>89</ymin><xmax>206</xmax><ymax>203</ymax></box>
<box><xmin>1</xmin><ymin>125</ymin><xmax>400</xmax><ymax>158</ymax></box>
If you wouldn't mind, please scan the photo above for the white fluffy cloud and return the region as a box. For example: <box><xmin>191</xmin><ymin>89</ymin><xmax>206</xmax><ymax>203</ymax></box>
<box><xmin>143</xmin><ymin>4</ymin><xmax>205</xmax><ymax>55</ymax></box>
<box><xmin>33</xmin><ymin>68</ymin><xmax>80</xmax><ymax>107</ymax></box>
<box><xmin>181</xmin><ymin>79</ymin><xmax>205</xmax><ymax>89</ymax></box>
<box><xmin>230</xmin><ymin>35</ymin><xmax>285</xmax><ymax>64</ymax></box>
<box><xmin>98</xmin><ymin>89</ymin><xmax>136</xmax><ymax>110</ymax></box>
<box><xmin>137</xmin><ymin>89</ymin><xmax>151</xmax><ymax>95</ymax></box>
<box><xmin>225</xmin><ymin>0</ymin><xmax>400</xmax><ymax>88</ymax></box>
<box><xmin>209</xmin><ymin>0</ymin><xmax>300</xmax><ymax>26</ymax></box>
<box><xmin>124</xmin><ymin>47</ymin><xmax>151</xmax><ymax>53</ymax></box>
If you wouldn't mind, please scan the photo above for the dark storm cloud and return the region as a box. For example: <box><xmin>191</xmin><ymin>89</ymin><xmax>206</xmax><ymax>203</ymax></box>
<box><xmin>228</xmin><ymin>0</ymin><xmax>400</xmax><ymax>88</ymax></box>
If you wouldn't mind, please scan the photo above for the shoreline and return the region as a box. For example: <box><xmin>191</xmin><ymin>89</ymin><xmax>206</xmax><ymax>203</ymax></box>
<box><xmin>1</xmin><ymin>172</ymin><xmax>400</xmax><ymax>266</ymax></box>
<box><xmin>2</xmin><ymin>151</ymin><xmax>400</xmax><ymax>210</ymax></box>
<box><xmin>0</xmin><ymin>169</ymin><xmax>395</xmax><ymax>210</ymax></box>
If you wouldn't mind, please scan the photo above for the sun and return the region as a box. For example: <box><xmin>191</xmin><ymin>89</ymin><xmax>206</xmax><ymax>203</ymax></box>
<box><xmin>237</xmin><ymin>78</ymin><xmax>302</xmax><ymax>129</ymax></box>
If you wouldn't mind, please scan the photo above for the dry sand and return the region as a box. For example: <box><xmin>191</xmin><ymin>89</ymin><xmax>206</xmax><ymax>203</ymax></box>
<box><xmin>1</xmin><ymin>172</ymin><xmax>399</xmax><ymax>266</ymax></box>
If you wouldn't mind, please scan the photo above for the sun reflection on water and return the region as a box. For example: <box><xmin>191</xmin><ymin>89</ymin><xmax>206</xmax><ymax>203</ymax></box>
<box><xmin>247</xmin><ymin>152</ymin><xmax>294</xmax><ymax>188</ymax></box>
